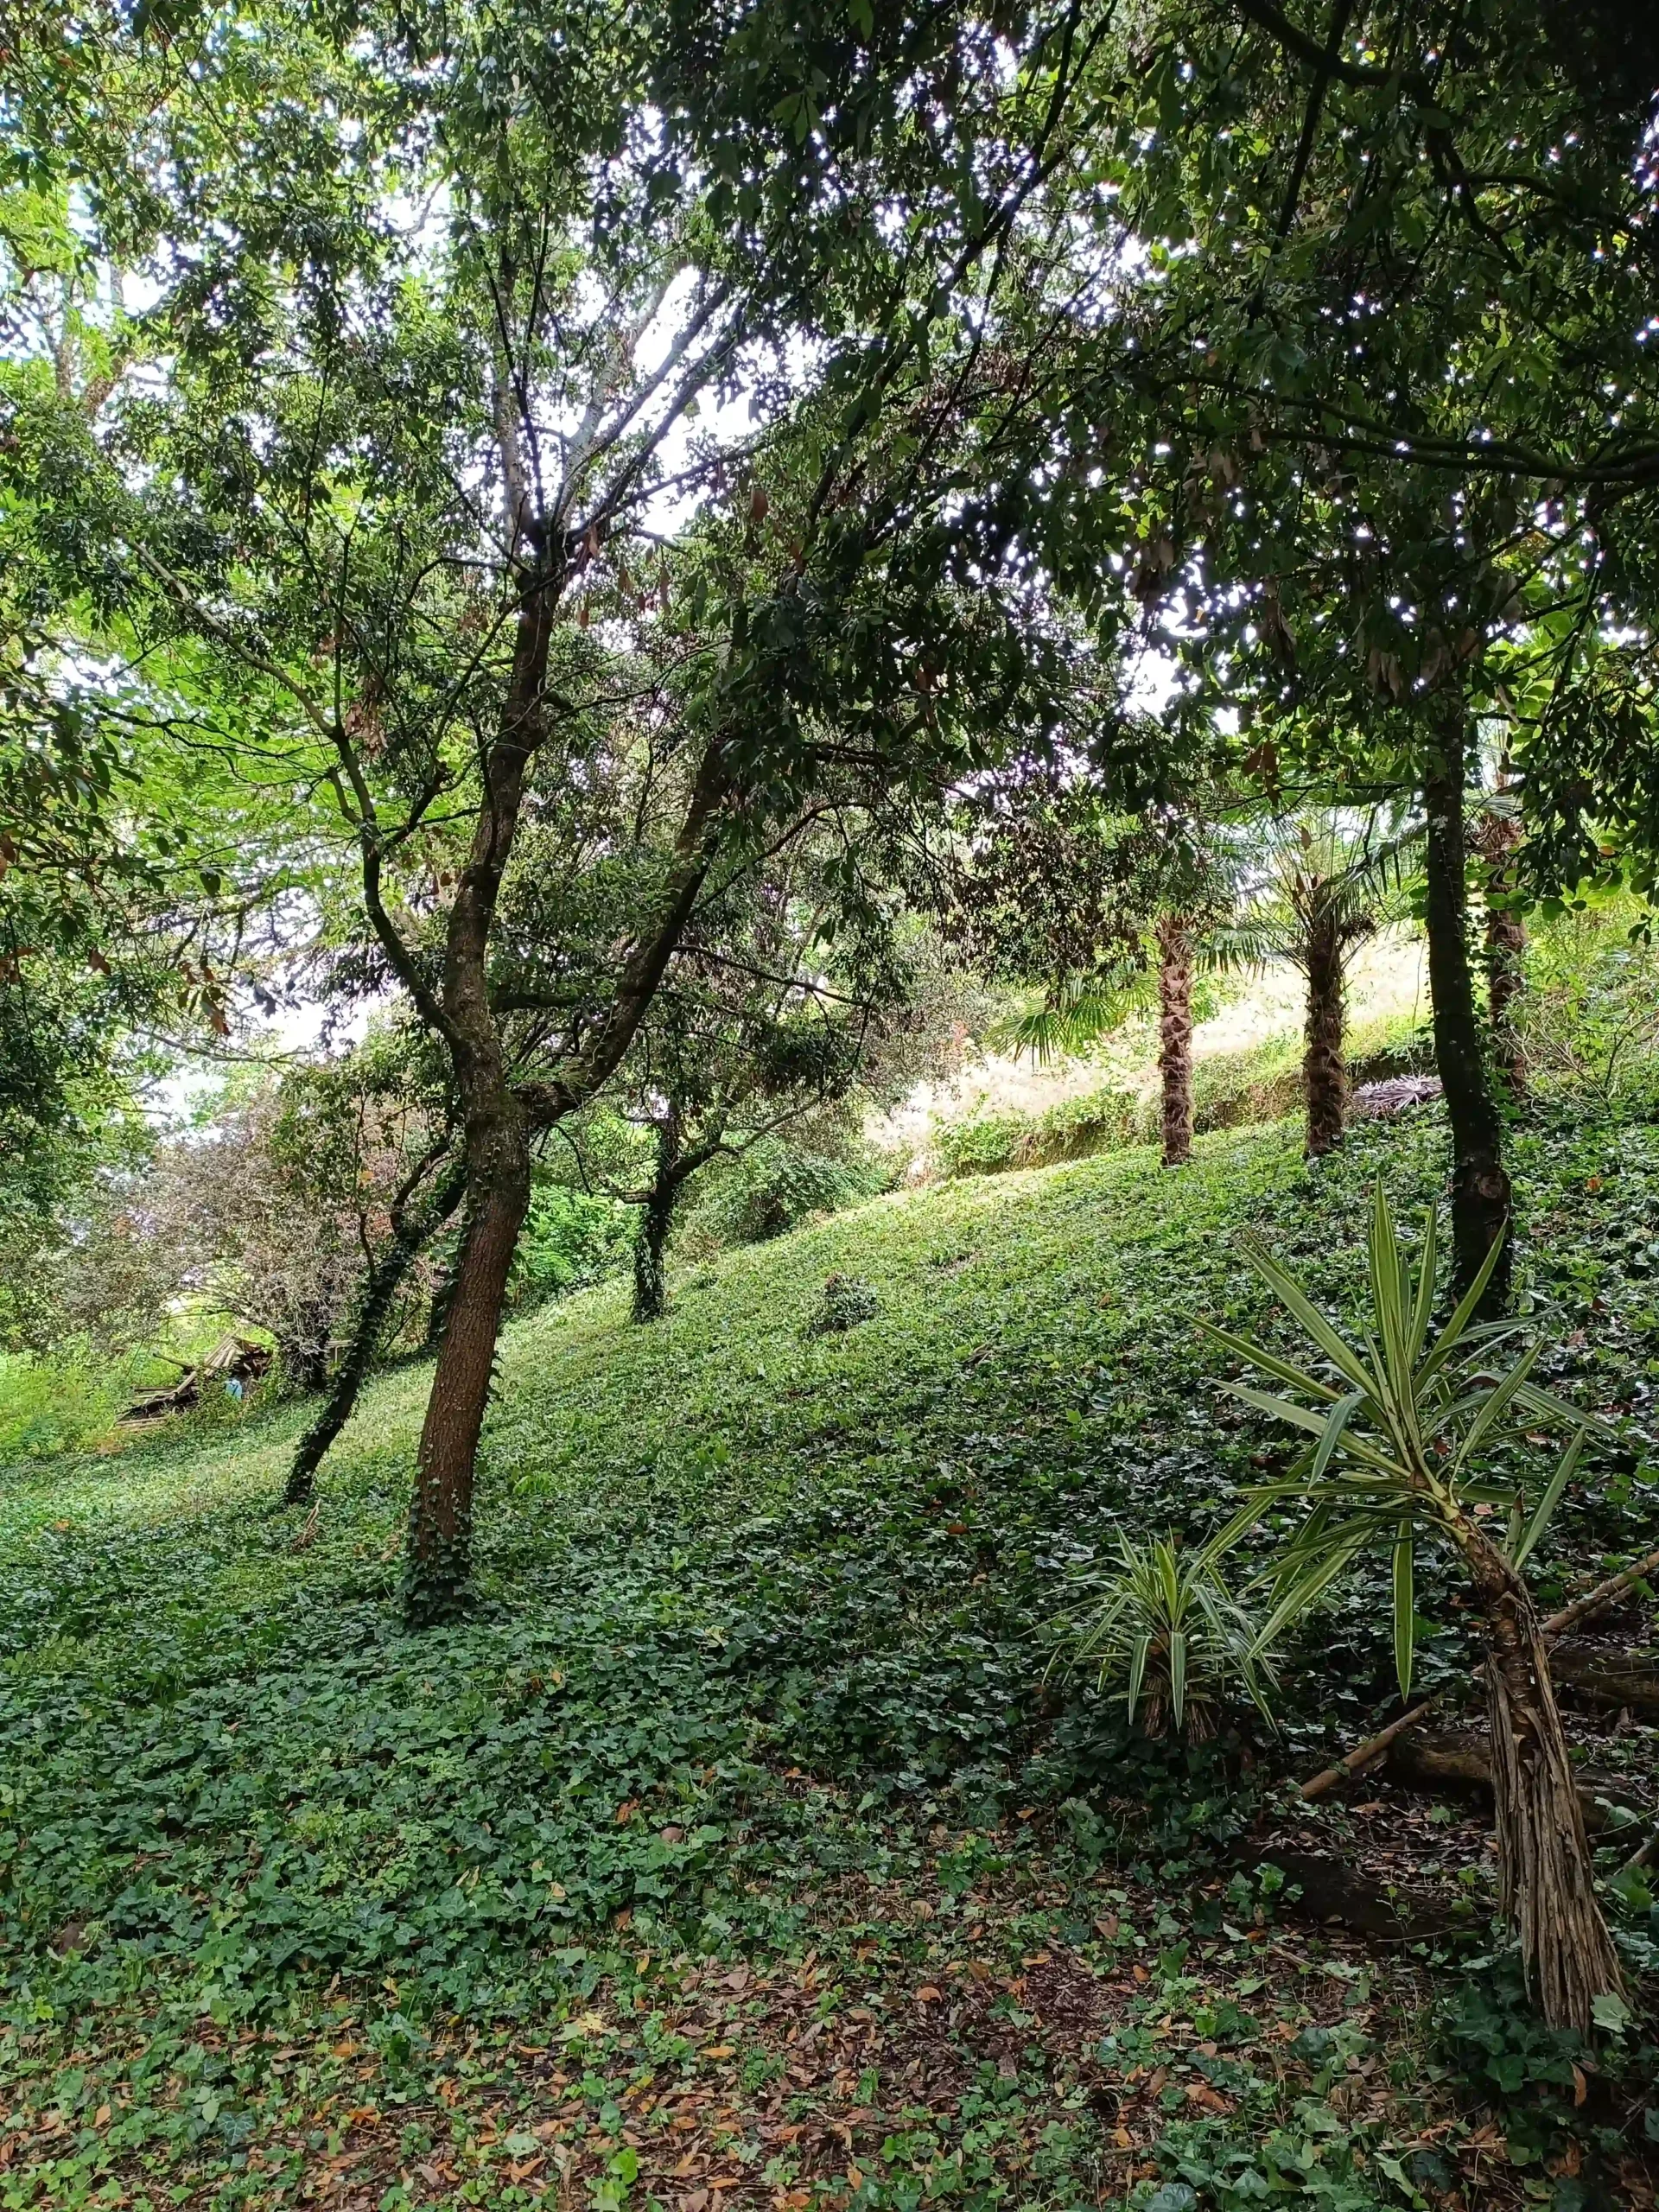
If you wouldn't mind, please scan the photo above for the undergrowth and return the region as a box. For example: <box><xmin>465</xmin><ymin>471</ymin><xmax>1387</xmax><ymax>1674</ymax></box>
<box><xmin>2</xmin><ymin>1100</ymin><xmax>1656</xmax><ymax>2208</ymax></box>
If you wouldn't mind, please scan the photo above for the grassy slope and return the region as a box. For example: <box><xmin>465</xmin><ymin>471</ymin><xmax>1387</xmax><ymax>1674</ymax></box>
<box><xmin>3</xmin><ymin>1106</ymin><xmax>1658</xmax><ymax>2211</ymax></box>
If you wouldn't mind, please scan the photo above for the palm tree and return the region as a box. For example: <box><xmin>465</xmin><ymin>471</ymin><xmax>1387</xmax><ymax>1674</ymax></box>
<box><xmin>1212</xmin><ymin>1185</ymin><xmax>1621</xmax><ymax>2030</ymax></box>
<box><xmin>1224</xmin><ymin>809</ymin><xmax>1417</xmax><ymax>1159</ymax></box>
<box><xmin>1001</xmin><ymin>816</ymin><xmax>1242</xmax><ymax>1169</ymax></box>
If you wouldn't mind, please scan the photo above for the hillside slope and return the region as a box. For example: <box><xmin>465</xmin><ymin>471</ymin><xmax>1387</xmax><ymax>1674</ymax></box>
<box><xmin>3</xmin><ymin>1103</ymin><xmax>1657</xmax><ymax>2209</ymax></box>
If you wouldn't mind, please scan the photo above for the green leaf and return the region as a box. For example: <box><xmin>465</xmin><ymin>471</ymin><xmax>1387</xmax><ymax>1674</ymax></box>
<box><xmin>1199</xmin><ymin>1320</ymin><xmax>1342</xmax><ymax>1403</ymax></box>
<box><xmin>1392</xmin><ymin>1520</ymin><xmax>1414</xmax><ymax>1701</ymax></box>
<box><xmin>1126</xmin><ymin>1632</ymin><xmax>1150</xmax><ymax>1723</ymax></box>
<box><xmin>1311</xmin><ymin>1389</ymin><xmax>1366</xmax><ymax>1477</ymax></box>
<box><xmin>1512</xmin><ymin>1427</ymin><xmax>1586</xmax><ymax>1567</ymax></box>
<box><xmin>1420</xmin><ymin>1224</ymin><xmax>1510</xmax><ymax>1382</ymax></box>
<box><xmin>1237</xmin><ymin>1233</ymin><xmax>1377</xmax><ymax>1395</ymax></box>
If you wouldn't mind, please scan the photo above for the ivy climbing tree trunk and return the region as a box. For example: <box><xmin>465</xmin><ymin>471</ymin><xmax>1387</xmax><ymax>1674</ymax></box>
<box><xmin>1156</xmin><ymin>910</ymin><xmax>1195</xmax><ymax>1167</ymax></box>
<box><xmin>284</xmin><ymin>1155</ymin><xmax>468</xmax><ymax>1510</ymax></box>
<box><xmin>397</xmin><ymin>727</ymin><xmax>730</xmax><ymax>1626</ymax></box>
<box><xmin>1423</xmin><ymin>727</ymin><xmax>1512</xmax><ymax>1312</ymax></box>
<box><xmin>1302</xmin><ymin>887</ymin><xmax>1347</xmax><ymax>1157</ymax></box>
<box><xmin>1482</xmin><ymin>800</ymin><xmax>1529</xmax><ymax>1096</ymax></box>
<box><xmin>1459</xmin><ymin>1520</ymin><xmax>1624</xmax><ymax>2031</ymax></box>
<box><xmin>632</xmin><ymin>1110</ymin><xmax>681</xmax><ymax>1323</ymax></box>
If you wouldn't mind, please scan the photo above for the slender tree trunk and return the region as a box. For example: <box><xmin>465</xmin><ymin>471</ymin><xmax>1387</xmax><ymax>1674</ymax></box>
<box><xmin>1156</xmin><ymin>912</ymin><xmax>1195</xmax><ymax>1167</ymax></box>
<box><xmin>1302</xmin><ymin>893</ymin><xmax>1347</xmax><ymax>1158</ymax></box>
<box><xmin>1486</xmin><ymin>903</ymin><xmax>1529</xmax><ymax>1095</ymax></box>
<box><xmin>404</xmin><ymin>1101</ymin><xmax>530</xmax><ymax>1627</ymax></box>
<box><xmin>424</xmin><ymin>1257</ymin><xmax>457</xmax><ymax>1350</ymax></box>
<box><xmin>632</xmin><ymin>1110</ymin><xmax>681</xmax><ymax>1323</ymax></box>
<box><xmin>1482</xmin><ymin>803</ymin><xmax>1529</xmax><ymax>1096</ymax></box>
<box><xmin>284</xmin><ymin>1159</ymin><xmax>467</xmax><ymax>1509</ymax></box>
<box><xmin>1461</xmin><ymin>1524</ymin><xmax>1624</xmax><ymax>2031</ymax></box>
<box><xmin>1423</xmin><ymin>729</ymin><xmax>1512</xmax><ymax>1311</ymax></box>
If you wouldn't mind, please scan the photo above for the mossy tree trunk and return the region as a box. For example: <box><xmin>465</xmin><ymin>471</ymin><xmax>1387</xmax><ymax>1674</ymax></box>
<box><xmin>284</xmin><ymin>1156</ymin><xmax>467</xmax><ymax>1509</ymax></box>
<box><xmin>1423</xmin><ymin>726</ymin><xmax>1511</xmax><ymax>1312</ymax></box>
<box><xmin>1302</xmin><ymin>888</ymin><xmax>1347</xmax><ymax>1158</ymax></box>
<box><xmin>1156</xmin><ymin>910</ymin><xmax>1194</xmax><ymax>1168</ymax></box>
<box><xmin>632</xmin><ymin>1110</ymin><xmax>681</xmax><ymax>1323</ymax></box>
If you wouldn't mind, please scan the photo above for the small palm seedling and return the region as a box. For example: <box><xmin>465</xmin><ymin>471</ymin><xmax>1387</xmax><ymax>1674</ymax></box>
<box><xmin>1206</xmin><ymin>1180</ymin><xmax>1621</xmax><ymax>2031</ymax></box>
<box><xmin>1063</xmin><ymin>1532</ymin><xmax>1278</xmax><ymax>1740</ymax></box>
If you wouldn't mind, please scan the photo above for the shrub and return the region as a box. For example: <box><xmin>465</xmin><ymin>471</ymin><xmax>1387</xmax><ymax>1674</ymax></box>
<box><xmin>936</xmin><ymin>1084</ymin><xmax>1138</xmax><ymax>1178</ymax></box>
<box><xmin>508</xmin><ymin>1184</ymin><xmax>633</xmax><ymax>1310</ymax></box>
<box><xmin>1058</xmin><ymin>1531</ymin><xmax>1277</xmax><ymax>1739</ymax></box>
<box><xmin>804</xmin><ymin>1273</ymin><xmax>879</xmax><ymax>1336</ymax></box>
<box><xmin>0</xmin><ymin>1352</ymin><xmax>125</xmax><ymax>1465</ymax></box>
<box><xmin>682</xmin><ymin>1138</ymin><xmax>886</xmax><ymax>1249</ymax></box>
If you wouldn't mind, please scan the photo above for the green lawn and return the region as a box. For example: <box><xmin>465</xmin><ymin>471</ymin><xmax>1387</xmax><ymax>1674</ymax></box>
<box><xmin>3</xmin><ymin>1105</ymin><xmax>1656</xmax><ymax>2209</ymax></box>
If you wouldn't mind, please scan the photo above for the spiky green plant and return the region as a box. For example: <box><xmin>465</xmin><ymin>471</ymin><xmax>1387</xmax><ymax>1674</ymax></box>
<box><xmin>1064</xmin><ymin>1531</ymin><xmax>1277</xmax><ymax>1739</ymax></box>
<box><xmin>1208</xmin><ymin>1181</ymin><xmax>1622</xmax><ymax>2031</ymax></box>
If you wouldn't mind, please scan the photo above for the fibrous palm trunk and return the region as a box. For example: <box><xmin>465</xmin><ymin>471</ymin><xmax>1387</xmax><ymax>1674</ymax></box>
<box><xmin>1423</xmin><ymin>727</ymin><xmax>1511</xmax><ymax>1312</ymax></box>
<box><xmin>1156</xmin><ymin>911</ymin><xmax>1194</xmax><ymax>1168</ymax></box>
<box><xmin>1302</xmin><ymin>894</ymin><xmax>1347</xmax><ymax>1158</ymax></box>
<box><xmin>1460</xmin><ymin>1522</ymin><xmax>1624</xmax><ymax>2030</ymax></box>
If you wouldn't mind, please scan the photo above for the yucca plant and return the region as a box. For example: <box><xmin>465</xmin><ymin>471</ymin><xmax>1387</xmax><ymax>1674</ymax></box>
<box><xmin>1064</xmin><ymin>1532</ymin><xmax>1278</xmax><ymax>1739</ymax></box>
<box><xmin>1208</xmin><ymin>1181</ymin><xmax>1621</xmax><ymax>2031</ymax></box>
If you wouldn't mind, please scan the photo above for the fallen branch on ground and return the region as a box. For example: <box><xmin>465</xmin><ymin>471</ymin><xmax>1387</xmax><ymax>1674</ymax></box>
<box><xmin>1298</xmin><ymin>1543</ymin><xmax>1659</xmax><ymax>1802</ymax></box>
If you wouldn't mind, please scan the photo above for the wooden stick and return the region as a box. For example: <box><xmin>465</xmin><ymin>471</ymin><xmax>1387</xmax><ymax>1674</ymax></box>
<box><xmin>1544</xmin><ymin>1543</ymin><xmax>1659</xmax><ymax>1641</ymax></box>
<box><xmin>1298</xmin><ymin>1542</ymin><xmax>1659</xmax><ymax>1802</ymax></box>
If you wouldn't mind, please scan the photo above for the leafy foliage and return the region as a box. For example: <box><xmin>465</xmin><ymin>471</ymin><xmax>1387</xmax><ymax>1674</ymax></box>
<box><xmin>0</xmin><ymin>1084</ymin><xmax>1656</xmax><ymax>2199</ymax></box>
<box><xmin>1061</xmin><ymin>1533</ymin><xmax>1276</xmax><ymax>1740</ymax></box>
<box><xmin>1211</xmin><ymin>1184</ymin><xmax>1601</xmax><ymax>1701</ymax></box>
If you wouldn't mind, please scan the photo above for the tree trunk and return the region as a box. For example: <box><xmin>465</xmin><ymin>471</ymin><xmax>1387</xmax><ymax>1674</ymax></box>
<box><xmin>279</xmin><ymin>1333</ymin><xmax>331</xmax><ymax>1396</ymax></box>
<box><xmin>1156</xmin><ymin>911</ymin><xmax>1194</xmax><ymax>1168</ymax></box>
<box><xmin>404</xmin><ymin>1104</ymin><xmax>530</xmax><ymax>1627</ymax></box>
<box><xmin>1302</xmin><ymin>892</ymin><xmax>1347</xmax><ymax>1157</ymax></box>
<box><xmin>632</xmin><ymin>1111</ymin><xmax>681</xmax><ymax>1324</ymax></box>
<box><xmin>1478</xmin><ymin>781</ymin><xmax>1529</xmax><ymax>1096</ymax></box>
<box><xmin>1423</xmin><ymin>731</ymin><xmax>1512</xmax><ymax>1311</ymax></box>
<box><xmin>284</xmin><ymin>1159</ymin><xmax>467</xmax><ymax>1509</ymax></box>
<box><xmin>424</xmin><ymin>1255</ymin><xmax>458</xmax><ymax>1350</ymax></box>
<box><xmin>1462</xmin><ymin>1525</ymin><xmax>1624</xmax><ymax>2031</ymax></box>
<box><xmin>1486</xmin><ymin>901</ymin><xmax>1529</xmax><ymax>1096</ymax></box>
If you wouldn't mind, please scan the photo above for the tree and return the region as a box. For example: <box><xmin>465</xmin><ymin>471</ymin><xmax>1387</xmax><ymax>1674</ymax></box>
<box><xmin>1225</xmin><ymin>809</ymin><xmax>1415</xmax><ymax>1157</ymax></box>
<box><xmin>1474</xmin><ymin>784</ymin><xmax>1529</xmax><ymax>1096</ymax></box>
<box><xmin>566</xmin><ymin>809</ymin><xmax>970</xmax><ymax>1320</ymax></box>
<box><xmin>1010</xmin><ymin>0</ymin><xmax>1659</xmax><ymax>1290</ymax></box>
<box><xmin>13</xmin><ymin>0</ymin><xmax>1124</xmax><ymax>1619</ymax></box>
<box><xmin>1217</xmin><ymin>1185</ymin><xmax>1622</xmax><ymax>2031</ymax></box>
<box><xmin>944</xmin><ymin>769</ymin><xmax>1242</xmax><ymax>1168</ymax></box>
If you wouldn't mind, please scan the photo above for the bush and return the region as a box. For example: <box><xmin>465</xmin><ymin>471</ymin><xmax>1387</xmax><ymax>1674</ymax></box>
<box><xmin>936</xmin><ymin>1084</ymin><xmax>1138</xmax><ymax>1179</ymax></box>
<box><xmin>1522</xmin><ymin>899</ymin><xmax>1659</xmax><ymax>1109</ymax></box>
<box><xmin>804</xmin><ymin>1273</ymin><xmax>879</xmax><ymax>1335</ymax></box>
<box><xmin>508</xmin><ymin>1184</ymin><xmax>634</xmax><ymax>1311</ymax></box>
<box><xmin>681</xmin><ymin>1138</ymin><xmax>887</xmax><ymax>1249</ymax></box>
<box><xmin>0</xmin><ymin>1352</ymin><xmax>125</xmax><ymax>1465</ymax></box>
